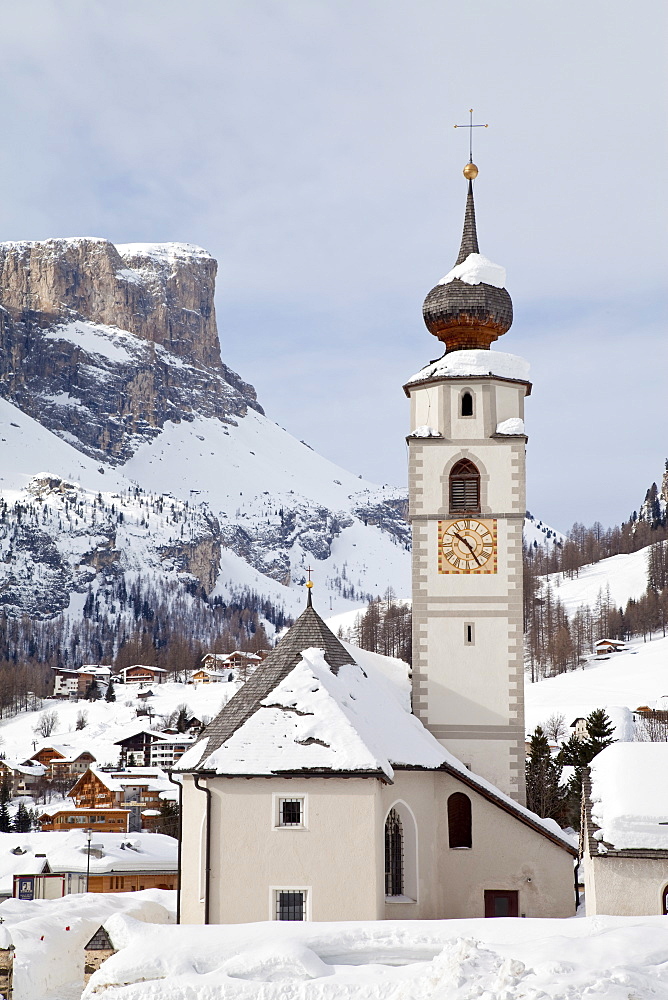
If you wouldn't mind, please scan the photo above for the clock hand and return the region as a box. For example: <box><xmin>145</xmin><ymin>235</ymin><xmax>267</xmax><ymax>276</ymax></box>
<box><xmin>453</xmin><ymin>532</ymin><xmax>482</xmax><ymax>565</ymax></box>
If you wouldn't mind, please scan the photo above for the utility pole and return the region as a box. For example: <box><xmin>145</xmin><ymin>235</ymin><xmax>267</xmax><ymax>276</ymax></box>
<box><xmin>86</xmin><ymin>828</ymin><xmax>92</xmax><ymax>891</ymax></box>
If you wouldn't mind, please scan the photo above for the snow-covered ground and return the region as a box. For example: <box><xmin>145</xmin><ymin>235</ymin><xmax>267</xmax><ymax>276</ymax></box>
<box><xmin>525</xmin><ymin>632</ymin><xmax>668</xmax><ymax>735</ymax></box>
<box><xmin>79</xmin><ymin>912</ymin><xmax>668</xmax><ymax>999</ymax></box>
<box><xmin>0</xmin><ymin>888</ymin><xmax>665</xmax><ymax>1000</ymax></box>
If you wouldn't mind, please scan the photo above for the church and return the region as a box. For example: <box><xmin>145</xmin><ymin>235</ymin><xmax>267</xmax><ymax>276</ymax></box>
<box><xmin>175</xmin><ymin>160</ymin><xmax>577</xmax><ymax>923</ymax></box>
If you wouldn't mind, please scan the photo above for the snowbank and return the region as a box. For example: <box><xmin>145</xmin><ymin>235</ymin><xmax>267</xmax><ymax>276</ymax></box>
<box><xmin>84</xmin><ymin>914</ymin><xmax>668</xmax><ymax>999</ymax></box>
<box><xmin>0</xmin><ymin>888</ymin><xmax>174</xmax><ymax>1000</ymax></box>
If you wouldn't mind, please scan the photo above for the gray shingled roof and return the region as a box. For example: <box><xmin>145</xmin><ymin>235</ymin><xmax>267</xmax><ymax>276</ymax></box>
<box><xmin>179</xmin><ymin>600</ymin><xmax>357</xmax><ymax>768</ymax></box>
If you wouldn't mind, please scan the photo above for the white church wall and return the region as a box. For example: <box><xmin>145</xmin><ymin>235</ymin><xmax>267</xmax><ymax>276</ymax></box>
<box><xmin>200</xmin><ymin>775</ymin><xmax>383</xmax><ymax>923</ymax></box>
<box><xmin>381</xmin><ymin>771</ymin><xmax>575</xmax><ymax>920</ymax></box>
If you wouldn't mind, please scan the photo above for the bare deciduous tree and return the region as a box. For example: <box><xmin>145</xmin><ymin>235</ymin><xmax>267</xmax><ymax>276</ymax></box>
<box><xmin>34</xmin><ymin>709</ymin><xmax>59</xmax><ymax>739</ymax></box>
<box><xmin>542</xmin><ymin>712</ymin><xmax>567</xmax><ymax>743</ymax></box>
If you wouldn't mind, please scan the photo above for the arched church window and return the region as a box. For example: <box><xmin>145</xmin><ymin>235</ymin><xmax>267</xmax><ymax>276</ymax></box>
<box><xmin>461</xmin><ymin>391</ymin><xmax>474</xmax><ymax>417</ymax></box>
<box><xmin>385</xmin><ymin>808</ymin><xmax>403</xmax><ymax>896</ymax></box>
<box><xmin>449</xmin><ymin>459</ymin><xmax>480</xmax><ymax>513</ymax></box>
<box><xmin>663</xmin><ymin>884</ymin><xmax>668</xmax><ymax>915</ymax></box>
<box><xmin>448</xmin><ymin>792</ymin><xmax>472</xmax><ymax>848</ymax></box>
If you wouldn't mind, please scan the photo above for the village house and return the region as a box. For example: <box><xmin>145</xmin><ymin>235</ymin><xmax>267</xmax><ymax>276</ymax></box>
<box><xmin>52</xmin><ymin>665</ymin><xmax>111</xmax><ymax>699</ymax></box>
<box><xmin>200</xmin><ymin>650</ymin><xmax>264</xmax><ymax>679</ymax></box>
<box><xmin>0</xmin><ymin>759</ymin><xmax>46</xmax><ymax>797</ymax></box>
<box><xmin>114</xmin><ymin>728</ymin><xmax>159</xmax><ymax>768</ymax></box>
<box><xmin>570</xmin><ymin>718</ymin><xmax>588</xmax><ymax>741</ymax></box>
<box><xmin>189</xmin><ymin>668</ymin><xmax>232</xmax><ymax>685</ymax></box>
<box><xmin>582</xmin><ymin>742</ymin><xmax>668</xmax><ymax>915</ymax></box>
<box><xmin>28</xmin><ymin>745</ymin><xmax>96</xmax><ymax>782</ymax></box>
<box><xmin>120</xmin><ymin>665</ymin><xmax>168</xmax><ymax>685</ymax></box>
<box><xmin>67</xmin><ymin>766</ymin><xmax>177</xmax><ymax>832</ymax></box>
<box><xmin>0</xmin><ymin>831</ymin><xmax>178</xmax><ymax>900</ymax></box>
<box><xmin>149</xmin><ymin>734</ymin><xmax>196</xmax><ymax>769</ymax></box>
<box><xmin>594</xmin><ymin>639</ymin><xmax>626</xmax><ymax>656</ymax></box>
<box><xmin>38</xmin><ymin>804</ymin><xmax>130</xmax><ymax>833</ymax></box>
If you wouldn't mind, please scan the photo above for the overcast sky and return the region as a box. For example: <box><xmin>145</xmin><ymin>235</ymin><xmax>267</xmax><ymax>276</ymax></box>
<box><xmin>0</xmin><ymin>1</ymin><xmax>665</xmax><ymax>532</ymax></box>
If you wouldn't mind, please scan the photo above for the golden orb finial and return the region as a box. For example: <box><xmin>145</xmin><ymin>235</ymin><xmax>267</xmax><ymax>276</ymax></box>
<box><xmin>463</xmin><ymin>162</ymin><xmax>479</xmax><ymax>180</ymax></box>
<box><xmin>306</xmin><ymin>580</ymin><xmax>314</xmax><ymax>589</ymax></box>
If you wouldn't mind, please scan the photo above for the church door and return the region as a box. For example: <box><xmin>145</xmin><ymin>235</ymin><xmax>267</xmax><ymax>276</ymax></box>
<box><xmin>484</xmin><ymin>890</ymin><xmax>519</xmax><ymax>917</ymax></box>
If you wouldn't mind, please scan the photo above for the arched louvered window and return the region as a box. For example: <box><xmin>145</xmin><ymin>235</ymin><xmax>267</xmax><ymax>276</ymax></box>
<box><xmin>663</xmin><ymin>885</ymin><xmax>668</xmax><ymax>915</ymax></box>
<box><xmin>449</xmin><ymin>459</ymin><xmax>480</xmax><ymax>513</ymax></box>
<box><xmin>385</xmin><ymin>808</ymin><xmax>403</xmax><ymax>896</ymax></box>
<box><xmin>461</xmin><ymin>391</ymin><xmax>474</xmax><ymax>417</ymax></box>
<box><xmin>448</xmin><ymin>792</ymin><xmax>472</xmax><ymax>849</ymax></box>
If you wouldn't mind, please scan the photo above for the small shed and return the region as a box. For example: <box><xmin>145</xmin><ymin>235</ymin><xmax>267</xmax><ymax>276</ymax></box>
<box><xmin>84</xmin><ymin>925</ymin><xmax>117</xmax><ymax>986</ymax></box>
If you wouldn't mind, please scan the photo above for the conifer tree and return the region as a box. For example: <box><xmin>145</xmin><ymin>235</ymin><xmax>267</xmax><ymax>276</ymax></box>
<box><xmin>584</xmin><ymin>708</ymin><xmax>616</xmax><ymax>758</ymax></box>
<box><xmin>85</xmin><ymin>678</ymin><xmax>101</xmax><ymax>702</ymax></box>
<box><xmin>557</xmin><ymin>709</ymin><xmax>616</xmax><ymax>828</ymax></box>
<box><xmin>525</xmin><ymin>726</ymin><xmax>564</xmax><ymax>822</ymax></box>
<box><xmin>0</xmin><ymin>780</ymin><xmax>11</xmax><ymax>833</ymax></box>
<box><xmin>105</xmin><ymin>680</ymin><xmax>116</xmax><ymax>703</ymax></box>
<box><xmin>13</xmin><ymin>801</ymin><xmax>32</xmax><ymax>832</ymax></box>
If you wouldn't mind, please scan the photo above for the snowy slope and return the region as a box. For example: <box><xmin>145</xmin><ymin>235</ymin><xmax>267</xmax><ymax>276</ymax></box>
<box><xmin>0</xmin><ymin>682</ymin><xmax>241</xmax><ymax>766</ymax></box>
<box><xmin>525</xmin><ymin>632</ymin><xmax>668</xmax><ymax>735</ymax></box>
<box><xmin>544</xmin><ymin>547</ymin><xmax>650</xmax><ymax>615</ymax></box>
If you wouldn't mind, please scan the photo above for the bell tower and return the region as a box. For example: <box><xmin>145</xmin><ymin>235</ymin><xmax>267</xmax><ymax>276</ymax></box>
<box><xmin>404</xmin><ymin>161</ymin><xmax>529</xmax><ymax>803</ymax></box>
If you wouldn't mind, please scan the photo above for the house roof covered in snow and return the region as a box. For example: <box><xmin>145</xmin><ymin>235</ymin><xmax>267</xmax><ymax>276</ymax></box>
<box><xmin>585</xmin><ymin>743</ymin><xmax>668</xmax><ymax>854</ymax></box>
<box><xmin>176</xmin><ymin>601</ymin><xmax>575</xmax><ymax>855</ymax></box>
<box><xmin>0</xmin><ymin>831</ymin><xmax>177</xmax><ymax>893</ymax></box>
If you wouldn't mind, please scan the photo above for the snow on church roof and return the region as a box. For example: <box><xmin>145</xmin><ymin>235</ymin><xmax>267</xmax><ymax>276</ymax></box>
<box><xmin>405</xmin><ymin>349</ymin><xmax>530</xmax><ymax>389</ymax></box>
<box><xmin>176</xmin><ymin>603</ymin><xmax>574</xmax><ymax>853</ymax></box>
<box><xmin>438</xmin><ymin>252</ymin><xmax>506</xmax><ymax>289</ymax></box>
<box><xmin>182</xmin><ymin>646</ymin><xmax>446</xmax><ymax>779</ymax></box>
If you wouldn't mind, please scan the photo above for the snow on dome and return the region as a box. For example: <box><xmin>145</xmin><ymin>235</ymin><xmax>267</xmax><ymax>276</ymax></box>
<box><xmin>406</xmin><ymin>349</ymin><xmax>530</xmax><ymax>388</ymax></box>
<box><xmin>438</xmin><ymin>252</ymin><xmax>506</xmax><ymax>289</ymax></box>
<box><xmin>589</xmin><ymin>742</ymin><xmax>668</xmax><ymax>850</ymax></box>
<box><xmin>410</xmin><ymin>425</ymin><xmax>442</xmax><ymax>438</ymax></box>
<box><xmin>495</xmin><ymin>417</ymin><xmax>525</xmax><ymax>436</ymax></box>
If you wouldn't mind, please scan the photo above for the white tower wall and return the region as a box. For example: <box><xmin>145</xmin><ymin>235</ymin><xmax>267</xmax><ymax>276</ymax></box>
<box><xmin>407</xmin><ymin>370</ymin><xmax>529</xmax><ymax>802</ymax></box>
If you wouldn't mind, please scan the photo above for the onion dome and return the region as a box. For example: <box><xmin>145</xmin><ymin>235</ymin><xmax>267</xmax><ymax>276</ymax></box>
<box><xmin>422</xmin><ymin>169</ymin><xmax>513</xmax><ymax>353</ymax></box>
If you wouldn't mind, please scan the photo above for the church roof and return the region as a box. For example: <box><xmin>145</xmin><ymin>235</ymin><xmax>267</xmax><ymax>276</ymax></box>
<box><xmin>422</xmin><ymin>177</ymin><xmax>513</xmax><ymax>353</ymax></box>
<box><xmin>177</xmin><ymin>602</ymin><xmax>358</xmax><ymax>766</ymax></box>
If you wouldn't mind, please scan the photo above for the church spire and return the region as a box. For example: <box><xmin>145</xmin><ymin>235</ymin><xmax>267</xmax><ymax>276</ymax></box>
<box><xmin>421</xmin><ymin>163</ymin><xmax>513</xmax><ymax>354</ymax></box>
<box><xmin>455</xmin><ymin>179</ymin><xmax>480</xmax><ymax>265</ymax></box>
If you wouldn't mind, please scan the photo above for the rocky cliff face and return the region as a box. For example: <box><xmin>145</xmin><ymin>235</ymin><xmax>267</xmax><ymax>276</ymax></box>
<box><xmin>0</xmin><ymin>239</ymin><xmax>262</xmax><ymax>463</ymax></box>
<box><xmin>0</xmin><ymin>237</ymin><xmax>410</xmax><ymax>630</ymax></box>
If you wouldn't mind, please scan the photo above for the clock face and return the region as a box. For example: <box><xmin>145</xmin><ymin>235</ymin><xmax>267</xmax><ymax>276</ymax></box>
<box><xmin>438</xmin><ymin>519</ymin><xmax>497</xmax><ymax>574</ymax></box>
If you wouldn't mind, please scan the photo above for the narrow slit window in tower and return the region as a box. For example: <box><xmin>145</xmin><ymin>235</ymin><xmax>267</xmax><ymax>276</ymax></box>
<box><xmin>461</xmin><ymin>391</ymin><xmax>473</xmax><ymax>417</ymax></box>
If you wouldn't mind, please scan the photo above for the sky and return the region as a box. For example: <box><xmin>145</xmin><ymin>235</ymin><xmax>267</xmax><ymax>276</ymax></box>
<box><xmin>0</xmin><ymin>1</ymin><xmax>665</xmax><ymax>532</ymax></box>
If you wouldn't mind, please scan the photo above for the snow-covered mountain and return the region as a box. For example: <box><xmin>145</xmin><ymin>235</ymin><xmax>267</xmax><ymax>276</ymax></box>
<box><xmin>0</xmin><ymin>238</ymin><xmax>409</xmax><ymax>629</ymax></box>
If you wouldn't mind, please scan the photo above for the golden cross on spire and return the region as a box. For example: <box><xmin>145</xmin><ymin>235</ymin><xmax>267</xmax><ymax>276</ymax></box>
<box><xmin>305</xmin><ymin>565</ymin><xmax>314</xmax><ymax>606</ymax></box>
<box><xmin>454</xmin><ymin>108</ymin><xmax>488</xmax><ymax>164</ymax></box>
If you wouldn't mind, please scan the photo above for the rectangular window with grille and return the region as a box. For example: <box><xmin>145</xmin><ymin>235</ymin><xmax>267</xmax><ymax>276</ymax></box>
<box><xmin>277</xmin><ymin>797</ymin><xmax>304</xmax><ymax>827</ymax></box>
<box><xmin>275</xmin><ymin>890</ymin><xmax>306</xmax><ymax>921</ymax></box>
